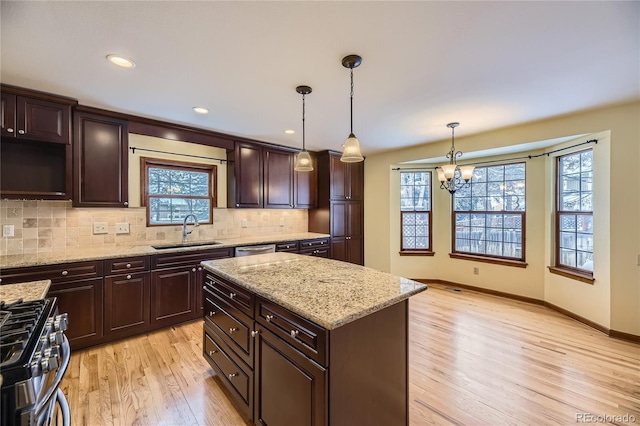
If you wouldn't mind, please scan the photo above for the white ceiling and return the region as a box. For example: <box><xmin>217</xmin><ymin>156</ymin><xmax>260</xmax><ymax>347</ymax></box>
<box><xmin>1</xmin><ymin>1</ymin><xmax>638</xmax><ymax>156</ymax></box>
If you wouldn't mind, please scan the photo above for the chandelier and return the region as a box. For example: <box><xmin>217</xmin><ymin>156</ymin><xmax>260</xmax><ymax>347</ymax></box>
<box><xmin>436</xmin><ymin>122</ymin><xmax>475</xmax><ymax>194</ymax></box>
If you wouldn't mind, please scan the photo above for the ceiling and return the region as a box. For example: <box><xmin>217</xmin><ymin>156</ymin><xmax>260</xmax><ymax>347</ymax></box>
<box><xmin>1</xmin><ymin>1</ymin><xmax>638</xmax><ymax>157</ymax></box>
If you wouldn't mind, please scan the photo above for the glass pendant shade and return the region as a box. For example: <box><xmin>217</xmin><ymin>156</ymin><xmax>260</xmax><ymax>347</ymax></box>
<box><xmin>341</xmin><ymin>133</ymin><xmax>364</xmax><ymax>163</ymax></box>
<box><xmin>459</xmin><ymin>165</ymin><xmax>475</xmax><ymax>181</ymax></box>
<box><xmin>436</xmin><ymin>168</ymin><xmax>446</xmax><ymax>182</ymax></box>
<box><xmin>441</xmin><ymin>164</ymin><xmax>457</xmax><ymax>180</ymax></box>
<box><xmin>294</xmin><ymin>150</ymin><xmax>313</xmax><ymax>172</ymax></box>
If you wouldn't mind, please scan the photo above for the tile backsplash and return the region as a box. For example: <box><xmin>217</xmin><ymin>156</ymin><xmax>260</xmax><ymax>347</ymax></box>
<box><xmin>0</xmin><ymin>200</ymin><xmax>308</xmax><ymax>255</ymax></box>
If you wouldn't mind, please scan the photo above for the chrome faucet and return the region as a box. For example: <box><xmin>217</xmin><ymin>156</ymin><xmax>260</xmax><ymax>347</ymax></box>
<box><xmin>182</xmin><ymin>214</ymin><xmax>199</xmax><ymax>243</ymax></box>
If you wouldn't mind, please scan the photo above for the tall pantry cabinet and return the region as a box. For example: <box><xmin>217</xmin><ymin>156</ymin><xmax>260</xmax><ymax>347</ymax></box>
<box><xmin>309</xmin><ymin>151</ymin><xmax>364</xmax><ymax>265</ymax></box>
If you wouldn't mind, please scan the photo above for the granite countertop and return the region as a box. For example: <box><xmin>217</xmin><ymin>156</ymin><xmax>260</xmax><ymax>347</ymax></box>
<box><xmin>0</xmin><ymin>280</ymin><xmax>51</xmax><ymax>304</ymax></box>
<box><xmin>0</xmin><ymin>232</ymin><xmax>330</xmax><ymax>269</ymax></box>
<box><xmin>201</xmin><ymin>252</ymin><xmax>427</xmax><ymax>330</ymax></box>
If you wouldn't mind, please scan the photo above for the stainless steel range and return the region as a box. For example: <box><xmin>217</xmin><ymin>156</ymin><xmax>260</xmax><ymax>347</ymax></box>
<box><xmin>0</xmin><ymin>298</ymin><xmax>70</xmax><ymax>426</ymax></box>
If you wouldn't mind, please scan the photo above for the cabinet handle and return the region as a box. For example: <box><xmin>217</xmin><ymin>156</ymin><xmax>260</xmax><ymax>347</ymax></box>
<box><xmin>229</xmin><ymin>292</ymin><xmax>236</xmax><ymax>299</ymax></box>
<box><xmin>290</xmin><ymin>329</ymin><xmax>299</xmax><ymax>338</ymax></box>
<box><xmin>6</xmin><ymin>128</ymin><xmax>13</xmax><ymax>133</ymax></box>
<box><xmin>126</xmin><ymin>263</ymin><xmax>131</xmax><ymax>269</ymax></box>
<box><xmin>0</xmin><ymin>278</ymin><xmax>2</xmax><ymax>283</ymax></box>
<box><xmin>228</xmin><ymin>373</ymin><xmax>238</xmax><ymax>379</ymax></box>
<box><xmin>192</xmin><ymin>268</ymin><xmax>196</xmax><ymax>272</ymax></box>
<box><xmin>126</xmin><ymin>274</ymin><xmax>132</xmax><ymax>280</ymax></box>
<box><xmin>209</xmin><ymin>350</ymin><xmax>217</xmax><ymax>356</ymax></box>
<box><xmin>124</xmin><ymin>202</ymin><xmax>129</xmax><ymax>206</ymax></box>
<box><xmin>198</xmin><ymin>267</ymin><xmax>203</xmax><ymax>271</ymax></box>
<box><xmin>229</xmin><ymin>327</ymin><xmax>238</xmax><ymax>333</ymax></box>
<box><xmin>18</xmin><ymin>129</ymin><xmax>25</xmax><ymax>135</ymax></box>
<box><xmin>61</xmin><ymin>271</ymin><xmax>68</xmax><ymax>276</ymax></box>
<box><xmin>209</xmin><ymin>311</ymin><xmax>216</xmax><ymax>316</ymax></box>
<box><xmin>251</xmin><ymin>330</ymin><xmax>259</xmax><ymax>337</ymax></box>
<box><xmin>265</xmin><ymin>314</ymin><xmax>274</xmax><ymax>322</ymax></box>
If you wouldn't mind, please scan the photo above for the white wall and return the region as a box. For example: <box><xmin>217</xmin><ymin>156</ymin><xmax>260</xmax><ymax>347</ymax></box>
<box><xmin>364</xmin><ymin>101</ymin><xmax>640</xmax><ymax>335</ymax></box>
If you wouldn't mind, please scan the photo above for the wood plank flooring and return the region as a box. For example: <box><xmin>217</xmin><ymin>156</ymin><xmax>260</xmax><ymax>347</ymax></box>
<box><xmin>60</xmin><ymin>283</ymin><xmax>640</xmax><ymax>425</ymax></box>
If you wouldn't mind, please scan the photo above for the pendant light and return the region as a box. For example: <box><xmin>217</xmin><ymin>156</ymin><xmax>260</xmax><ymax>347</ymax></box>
<box><xmin>436</xmin><ymin>122</ymin><xmax>475</xmax><ymax>194</ymax></box>
<box><xmin>340</xmin><ymin>54</ymin><xmax>364</xmax><ymax>163</ymax></box>
<box><xmin>294</xmin><ymin>85</ymin><xmax>314</xmax><ymax>172</ymax></box>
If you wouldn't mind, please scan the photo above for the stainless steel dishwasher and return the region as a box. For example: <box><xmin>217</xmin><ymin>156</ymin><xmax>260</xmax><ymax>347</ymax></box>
<box><xmin>234</xmin><ymin>244</ymin><xmax>276</xmax><ymax>257</ymax></box>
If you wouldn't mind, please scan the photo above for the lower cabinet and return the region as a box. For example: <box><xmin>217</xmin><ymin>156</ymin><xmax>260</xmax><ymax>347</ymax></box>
<box><xmin>299</xmin><ymin>238</ymin><xmax>330</xmax><ymax>258</ymax></box>
<box><xmin>104</xmin><ymin>272</ymin><xmax>150</xmax><ymax>339</ymax></box>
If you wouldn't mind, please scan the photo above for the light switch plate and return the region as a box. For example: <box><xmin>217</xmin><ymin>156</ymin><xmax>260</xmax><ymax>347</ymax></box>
<box><xmin>3</xmin><ymin>224</ymin><xmax>14</xmax><ymax>237</ymax></box>
<box><xmin>280</xmin><ymin>217</ymin><xmax>285</xmax><ymax>227</ymax></box>
<box><xmin>241</xmin><ymin>219</ymin><xmax>248</xmax><ymax>228</ymax></box>
<box><xmin>93</xmin><ymin>222</ymin><xmax>108</xmax><ymax>234</ymax></box>
<box><xmin>115</xmin><ymin>223</ymin><xmax>130</xmax><ymax>234</ymax></box>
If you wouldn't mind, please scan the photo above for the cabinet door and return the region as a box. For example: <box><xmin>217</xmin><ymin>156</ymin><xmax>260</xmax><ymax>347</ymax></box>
<box><xmin>104</xmin><ymin>272</ymin><xmax>150</xmax><ymax>339</ymax></box>
<box><xmin>73</xmin><ymin>111</ymin><xmax>129</xmax><ymax>207</ymax></box>
<box><xmin>330</xmin><ymin>202</ymin><xmax>348</xmax><ymax>238</ymax></box>
<box><xmin>1</xmin><ymin>92</ymin><xmax>16</xmax><ymax>137</ymax></box>
<box><xmin>264</xmin><ymin>148</ymin><xmax>293</xmax><ymax>208</ymax></box>
<box><xmin>347</xmin><ymin>160</ymin><xmax>364</xmax><ymax>201</ymax></box>
<box><xmin>151</xmin><ymin>266</ymin><xmax>196</xmax><ymax>328</ymax></box>
<box><xmin>254</xmin><ymin>326</ymin><xmax>327</xmax><ymax>426</ymax></box>
<box><xmin>233</xmin><ymin>142</ymin><xmax>263</xmax><ymax>208</ymax></box>
<box><xmin>330</xmin><ymin>238</ymin><xmax>348</xmax><ymax>263</ymax></box>
<box><xmin>294</xmin><ymin>154</ymin><xmax>317</xmax><ymax>208</ymax></box>
<box><xmin>16</xmin><ymin>96</ymin><xmax>71</xmax><ymax>144</ymax></box>
<box><xmin>47</xmin><ymin>278</ymin><xmax>104</xmax><ymax>350</ymax></box>
<box><xmin>329</xmin><ymin>154</ymin><xmax>348</xmax><ymax>200</ymax></box>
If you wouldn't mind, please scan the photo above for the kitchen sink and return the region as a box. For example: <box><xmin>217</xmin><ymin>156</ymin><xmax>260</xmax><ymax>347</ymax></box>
<box><xmin>152</xmin><ymin>241</ymin><xmax>223</xmax><ymax>250</ymax></box>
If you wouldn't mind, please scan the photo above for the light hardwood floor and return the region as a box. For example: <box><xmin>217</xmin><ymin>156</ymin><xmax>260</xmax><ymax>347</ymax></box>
<box><xmin>60</xmin><ymin>283</ymin><xmax>640</xmax><ymax>425</ymax></box>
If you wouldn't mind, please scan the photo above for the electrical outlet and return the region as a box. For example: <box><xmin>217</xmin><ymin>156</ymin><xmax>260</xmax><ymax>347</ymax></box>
<box><xmin>473</xmin><ymin>267</ymin><xmax>479</xmax><ymax>275</ymax></box>
<box><xmin>280</xmin><ymin>217</ymin><xmax>285</xmax><ymax>227</ymax></box>
<box><xmin>115</xmin><ymin>223</ymin><xmax>130</xmax><ymax>234</ymax></box>
<box><xmin>93</xmin><ymin>222</ymin><xmax>108</xmax><ymax>235</ymax></box>
<box><xmin>2</xmin><ymin>224</ymin><xmax>14</xmax><ymax>237</ymax></box>
<box><xmin>241</xmin><ymin>218</ymin><xmax>248</xmax><ymax>228</ymax></box>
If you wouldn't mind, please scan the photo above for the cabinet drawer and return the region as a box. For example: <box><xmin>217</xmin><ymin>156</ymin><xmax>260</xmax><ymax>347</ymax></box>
<box><xmin>275</xmin><ymin>241</ymin><xmax>298</xmax><ymax>252</ymax></box>
<box><xmin>104</xmin><ymin>256</ymin><xmax>150</xmax><ymax>274</ymax></box>
<box><xmin>152</xmin><ymin>247</ymin><xmax>233</xmax><ymax>269</ymax></box>
<box><xmin>299</xmin><ymin>248</ymin><xmax>330</xmax><ymax>258</ymax></box>
<box><xmin>204</xmin><ymin>325</ymin><xmax>253</xmax><ymax>417</ymax></box>
<box><xmin>256</xmin><ymin>297</ymin><xmax>328</xmax><ymax>366</ymax></box>
<box><xmin>0</xmin><ymin>260</ymin><xmax>103</xmax><ymax>285</ymax></box>
<box><xmin>204</xmin><ymin>288</ymin><xmax>253</xmax><ymax>366</ymax></box>
<box><xmin>204</xmin><ymin>273</ymin><xmax>253</xmax><ymax>317</ymax></box>
<box><xmin>299</xmin><ymin>238</ymin><xmax>329</xmax><ymax>249</ymax></box>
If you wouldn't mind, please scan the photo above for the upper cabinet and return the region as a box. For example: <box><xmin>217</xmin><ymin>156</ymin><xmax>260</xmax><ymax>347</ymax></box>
<box><xmin>73</xmin><ymin>109</ymin><xmax>129</xmax><ymax>207</ymax></box>
<box><xmin>329</xmin><ymin>153</ymin><xmax>363</xmax><ymax>201</ymax></box>
<box><xmin>0</xmin><ymin>85</ymin><xmax>76</xmax><ymax>199</ymax></box>
<box><xmin>227</xmin><ymin>141</ymin><xmax>316</xmax><ymax>209</ymax></box>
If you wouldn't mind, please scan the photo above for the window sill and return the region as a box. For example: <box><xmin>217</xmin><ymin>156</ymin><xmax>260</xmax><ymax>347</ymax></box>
<box><xmin>548</xmin><ymin>266</ymin><xmax>594</xmax><ymax>284</ymax></box>
<box><xmin>449</xmin><ymin>253</ymin><xmax>528</xmax><ymax>268</ymax></box>
<box><xmin>399</xmin><ymin>250</ymin><xmax>435</xmax><ymax>257</ymax></box>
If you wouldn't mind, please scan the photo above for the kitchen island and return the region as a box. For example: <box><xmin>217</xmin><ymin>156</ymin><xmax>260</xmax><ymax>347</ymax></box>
<box><xmin>201</xmin><ymin>252</ymin><xmax>427</xmax><ymax>426</ymax></box>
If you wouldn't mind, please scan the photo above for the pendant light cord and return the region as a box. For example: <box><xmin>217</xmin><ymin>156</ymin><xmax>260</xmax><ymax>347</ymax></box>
<box><xmin>302</xmin><ymin>93</ymin><xmax>306</xmax><ymax>151</ymax></box>
<box><xmin>350</xmin><ymin>68</ymin><xmax>354</xmax><ymax>135</ymax></box>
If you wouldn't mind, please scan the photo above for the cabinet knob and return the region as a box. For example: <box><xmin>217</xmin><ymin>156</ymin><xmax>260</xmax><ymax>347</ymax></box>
<box><xmin>251</xmin><ymin>330</ymin><xmax>259</xmax><ymax>337</ymax></box>
<box><xmin>18</xmin><ymin>129</ymin><xmax>25</xmax><ymax>135</ymax></box>
<box><xmin>265</xmin><ymin>314</ymin><xmax>274</xmax><ymax>322</ymax></box>
<box><xmin>228</xmin><ymin>373</ymin><xmax>238</xmax><ymax>379</ymax></box>
<box><xmin>61</xmin><ymin>270</ymin><xmax>68</xmax><ymax>276</ymax></box>
<box><xmin>229</xmin><ymin>292</ymin><xmax>236</xmax><ymax>299</ymax></box>
<box><xmin>126</xmin><ymin>274</ymin><xmax>132</xmax><ymax>280</ymax></box>
<box><xmin>6</xmin><ymin>128</ymin><xmax>13</xmax><ymax>133</ymax></box>
<box><xmin>290</xmin><ymin>329</ymin><xmax>299</xmax><ymax>338</ymax></box>
<box><xmin>192</xmin><ymin>268</ymin><xmax>196</xmax><ymax>272</ymax></box>
<box><xmin>198</xmin><ymin>267</ymin><xmax>203</xmax><ymax>271</ymax></box>
<box><xmin>229</xmin><ymin>327</ymin><xmax>238</xmax><ymax>333</ymax></box>
<box><xmin>209</xmin><ymin>350</ymin><xmax>217</xmax><ymax>356</ymax></box>
<box><xmin>126</xmin><ymin>263</ymin><xmax>131</xmax><ymax>269</ymax></box>
<box><xmin>209</xmin><ymin>311</ymin><xmax>216</xmax><ymax>316</ymax></box>
<box><xmin>123</xmin><ymin>202</ymin><xmax>129</xmax><ymax>206</ymax></box>
<box><xmin>0</xmin><ymin>278</ymin><xmax>3</xmax><ymax>283</ymax></box>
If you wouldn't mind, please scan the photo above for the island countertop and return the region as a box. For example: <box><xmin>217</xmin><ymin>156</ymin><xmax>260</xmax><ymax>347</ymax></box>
<box><xmin>0</xmin><ymin>280</ymin><xmax>51</xmax><ymax>304</ymax></box>
<box><xmin>201</xmin><ymin>252</ymin><xmax>427</xmax><ymax>330</ymax></box>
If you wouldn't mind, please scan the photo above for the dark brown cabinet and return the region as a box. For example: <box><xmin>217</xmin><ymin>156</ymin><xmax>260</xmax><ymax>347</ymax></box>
<box><xmin>73</xmin><ymin>109</ymin><xmax>129</xmax><ymax>207</ymax></box>
<box><xmin>309</xmin><ymin>151</ymin><xmax>364</xmax><ymax>265</ymax></box>
<box><xmin>227</xmin><ymin>141</ymin><xmax>315</xmax><ymax>209</ymax></box>
<box><xmin>298</xmin><ymin>238</ymin><xmax>330</xmax><ymax>258</ymax></box>
<box><xmin>0</xmin><ymin>86</ymin><xmax>75</xmax><ymax>200</ymax></box>
<box><xmin>103</xmin><ymin>256</ymin><xmax>151</xmax><ymax>339</ymax></box>
<box><xmin>0</xmin><ymin>260</ymin><xmax>104</xmax><ymax>350</ymax></box>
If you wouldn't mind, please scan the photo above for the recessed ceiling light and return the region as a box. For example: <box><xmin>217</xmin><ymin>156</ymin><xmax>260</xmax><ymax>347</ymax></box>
<box><xmin>193</xmin><ymin>107</ymin><xmax>209</xmax><ymax>114</ymax></box>
<box><xmin>106</xmin><ymin>54</ymin><xmax>136</xmax><ymax>68</ymax></box>
<box><xmin>284</xmin><ymin>129</ymin><xmax>295</xmax><ymax>134</ymax></box>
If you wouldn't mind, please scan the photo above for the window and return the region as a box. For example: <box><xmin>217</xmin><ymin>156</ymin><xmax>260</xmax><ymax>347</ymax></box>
<box><xmin>141</xmin><ymin>158</ymin><xmax>216</xmax><ymax>226</ymax></box>
<box><xmin>400</xmin><ymin>171</ymin><xmax>432</xmax><ymax>254</ymax></box>
<box><xmin>555</xmin><ymin>149</ymin><xmax>593</xmax><ymax>277</ymax></box>
<box><xmin>452</xmin><ymin>163</ymin><xmax>525</xmax><ymax>262</ymax></box>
